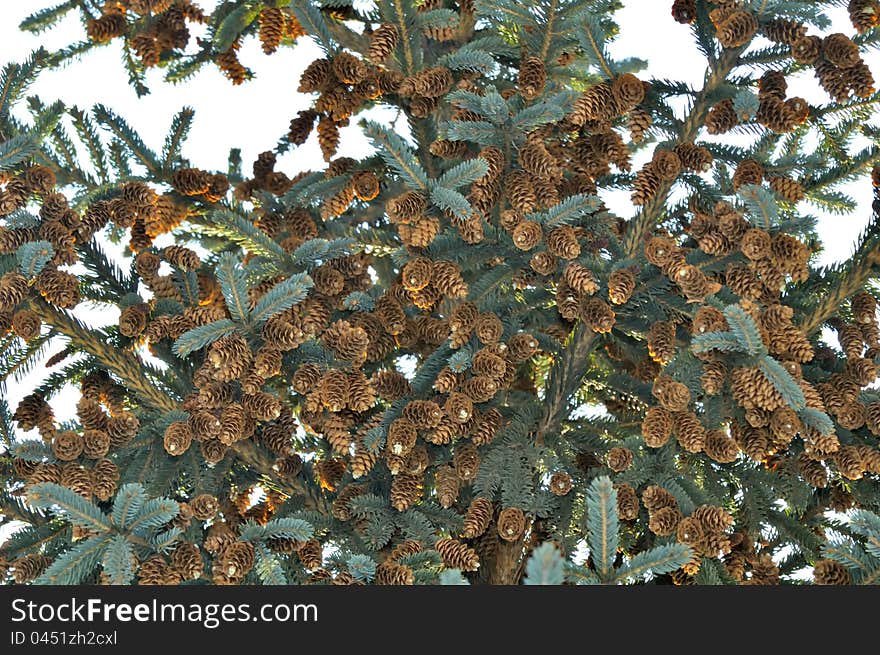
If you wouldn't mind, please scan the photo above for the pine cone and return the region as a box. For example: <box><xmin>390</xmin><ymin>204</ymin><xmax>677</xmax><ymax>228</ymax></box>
<box><xmin>674</xmin><ymin>411</ymin><xmax>706</xmax><ymax>453</ymax></box>
<box><xmin>52</xmin><ymin>431</ymin><xmax>84</xmax><ymax>462</ymax></box>
<box><xmin>792</xmin><ymin>35</ymin><xmax>823</xmax><ymax>65</ymax></box>
<box><xmin>823</xmin><ymin>33</ymin><xmax>861</xmax><ymax>69</ymax></box>
<box><xmin>390</xmin><ymin>472</ymin><xmax>423</xmax><ymax>511</ymax></box>
<box><xmin>716</xmin><ymin>10</ymin><xmax>758</xmax><ymax>48</ymax></box>
<box><xmin>813</xmin><ymin>559</ymin><xmax>852</xmax><ymax>585</ymax></box>
<box><xmin>258</xmin><ymin>7</ymin><xmax>284</xmax><ymax>55</ymax></box>
<box><xmin>705</xmin><ymin>98</ymin><xmax>738</xmax><ymax>134</ymax></box>
<box><xmin>12</xmin><ymin>553</ymin><xmax>51</xmax><ymax>583</ymax></box>
<box><xmin>675</xmin><ymin>143</ymin><xmax>713</xmax><ymax>172</ymax></box>
<box><xmin>704</xmin><ymin>429</ymin><xmax>739</xmax><ymax>463</ymax></box>
<box><xmin>732</xmin><ymin>158</ymin><xmax>764</xmax><ymax>190</ymax></box>
<box><xmin>671</xmin><ymin>0</ymin><xmax>697</xmax><ymax>24</ymax></box>
<box><xmin>369</xmin><ymin>23</ymin><xmax>399</xmax><ymax>63</ymax></box>
<box><xmin>611</xmin><ymin>73</ymin><xmax>646</xmax><ymax>110</ymax></box>
<box><xmin>171</xmin><ymin>543</ymin><xmax>204</xmax><ymax>580</ymax></box>
<box><xmin>768</xmin><ymin>176</ymin><xmax>805</xmax><ymax>203</ymax></box>
<box><xmin>317</xmin><ymin>116</ymin><xmax>340</xmax><ymax>162</ymax></box>
<box><xmin>11</xmin><ymin>309</ymin><xmax>41</xmax><ymax>341</ymax></box>
<box><xmin>190</xmin><ymin>494</ymin><xmax>219</xmax><ymax>520</ymax></box>
<box><xmin>642</xmin><ymin>406</ymin><xmax>674</xmax><ymax>447</ymax></box>
<box><xmin>453</xmin><ymin>442</ymin><xmax>480</xmax><ymax>481</ymax></box>
<box><xmin>762</xmin><ymin>18</ymin><xmax>807</xmax><ymax>45</ymax></box>
<box><xmin>606</xmin><ymin>446</ymin><xmax>633</xmax><ymax>472</ymax></box>
<box><xmin>647</xmin><ymin>320</ymin><xmax>676</xmax><ymax>365</ymax></box>
<box><xmin>616</xmin><ymin>483</ymin><xmax>640</xmax><ymax>520</ymax></box>
<box><xmin>631</xmin><ymin>162</ymin><xmax>662</xmax><ymax>205</ymax></box>
<box><xmin>648</xmin><ymin>506</ymin><xmax>683</xmax><ymax>536</ymax></box>
<box><xmin>375</xmin><ymin>559</ymin><xmax>414</xmax><ymax>585</ymax></box>
<box><xmin>642</xmin><ymin>485</ymin><xmax>678</xmax><ymax>512</ymax></box>
<box><xmin>519</xmin><ymin>56</ymin><xmax>547</xmax><ymax>99</ymax></box>
<box><xmin>435</xmin><ymin>538</ymin><xmax>480</xmax><ymax>571</ymax></box>
<box><xmin>849</xmin><ymin>0</ymin><xmax>880</xmax><ymax>33</ymax></box>
<box><xmin>93</xmin><ymin>458</ymin><xmax>119</xmax><ymax>501</ymax></box>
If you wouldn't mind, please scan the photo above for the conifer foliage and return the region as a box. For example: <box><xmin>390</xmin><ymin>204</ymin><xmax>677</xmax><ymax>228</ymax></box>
<box><xmin>3</xmin><ymin>0</ymin><xmax>880</xmax><ymax>586</ymax></box>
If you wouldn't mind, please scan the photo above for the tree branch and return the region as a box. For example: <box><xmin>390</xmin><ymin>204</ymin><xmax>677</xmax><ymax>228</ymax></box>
<box><xmin>624</xmin><ymin>46</ymin><xmax>744</xmax><ymax>256</ymax></box>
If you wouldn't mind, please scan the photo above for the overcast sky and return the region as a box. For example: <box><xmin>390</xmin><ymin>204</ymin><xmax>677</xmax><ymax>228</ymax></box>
<box><xmin>1</xmin><ymin>1</ymin><xmax>878</xmax><ymax>424</ymax></box>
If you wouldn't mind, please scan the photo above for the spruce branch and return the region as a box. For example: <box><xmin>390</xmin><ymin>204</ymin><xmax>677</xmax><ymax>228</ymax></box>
<box><xmin>25</xmin><ymin>299</ymin><xmax>179</xmax><ymax>414</ymax></box>
<box><xmin>537</xmin><ymin>324</ymin><xmax>598</xmax><ymax>442</ymax></box>
<box><xmin>624</xmin><ymin>46</ymin><xmax>743</xmax><ymax>256</ymax></box>
<box><xmin>799</xmin><ymin>211</ymin><xmax>880</xmax><ymax>335</ymax></box>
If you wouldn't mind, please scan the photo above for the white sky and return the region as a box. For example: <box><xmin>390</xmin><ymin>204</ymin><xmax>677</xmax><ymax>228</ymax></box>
<box><xmin>0</xmin><ymin>2</ymin><xmax>878</xmax><ymax>424</ymax></box>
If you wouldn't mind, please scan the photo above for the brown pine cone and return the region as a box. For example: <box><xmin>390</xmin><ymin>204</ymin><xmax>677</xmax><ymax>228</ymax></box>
<box><xmin>288</xmin><ymin>109</ymin><xmax>317</xmax><ymax>145</ymax></box>
<box><xmin>740</xmin><ymin>228</ymin><xmax>771</xmax><ymax>260</ymax></box>
<box><xmin>647</xmin><ymin>320</ymin><xmax>676</xmax><ymax>365</ymax></box>
<box><xmin>549</xmin><ymin>472</ymin><xmax>573</xmax><ymax>496</ymax></box>
<box><xmin>138</xmin><ymin>555</ymin><xmax>181</xmax><ymax>585</ymax></box>
<box><xmin>797</xmin><ymin>453</ymin><xmax>828</xmax><ymax>488</ymax></box>
<box><xmin>762</xmin><ymin>18</ymin><xmax>807</xmax><ymax>45</ymax></box>
<box><xmin>190</xmin><ymin>493</ymin><xmax>219</xmax><ymax>520</ymax></box>
<box><xmin>823</xmin><ymin>33</ymin><xmax>861</xmax><ymax>69</ymax></box>
<box><xmin>579</xmin><ymin>297</ymin><xmax>616</xmax><ymax>333</ymax></box>
<box><xmin>12</xmin><ymin>553</ymin><xmax>51</xmax><ymax>583</ymax></box>
<box><xmin>612</xmin><ymin>73</ymin><xmax>646</xmax><ymax>110</ymax></box>
<box><xmin>390</xmin><ymin>472</ymin><xmax>423</xmax><ymax>511</ymax></box>
<box><xmin>652</xmin><ymin>375</ymin><xmax>690</xmax><ymax>412</ymax></box>
<box><xmin>648</xmin><ymin>506</ymin><xmax>683</xmax><ymax>536</ymax></box>
<box><xmin>606</xmin><ymin>447</ymin><xmax>633</xmax><ymax>472</ymax></box>
<box><xmin>716</xmin><ymin>9</ymin><xmax>758</xmax><ymax>48</ymax></box>
<box><xmin>792</xmin><ymin>35</ymin><xmax>823</xmax><ymax>65</ymax></box>
<box><xmin>692</xmin><ymin>505</ymin><xmax>734</xmax><ymax>532</ymax></box>
<box><xmin>627</xmin><ymin>107</ymin><xmax>653</xmax><ymax>143</ymax></box>
<box><xmin>369</xmin><ymin>23</ymin><xmax>399</xmax><ymax>63</ymax></box>
<box><xmin>642</xmin><ymin>485</ymin><xmax>679</xmax><ymax>512</ymax></box>
<box><xmin>511</xmin><ymin>220</ymin><xmax>543</xmax><ymax>251</ymax></box>
<box><xmin>171</xmin><ymin>543</ymin><xmax>204</xmax><ymax>581</ymax></box>
<box><xmin>163</xmin><ymin>421</ymin><xmax>193</xmax><ymax>456</ymax></box>
<box><xmin>52</xmin><ymin>431</ymin><xmax>84</xmax><ymax>462</ymax></box>
<box><xmin>813</xmin><ymin>559</ymin><xmax>852</xmax><ymax>585</ymax></box>
<box><xmin>402</xmin><ymin>400</ymin><xmax>443</xmax><ymax>428</ymax></box>
<box><xmin>675</xmin><ymin>143</ymin><xmax>713</xmax><ymax>172</ymax></box>
<box><xmin>518</xmin><ymin>56</ymin><xmax>547</xmax><ymax>100</ymax></box>
<box><xmin>768</xmin><ymin>176</ymin><xmax>805</xmax><ymax>203</ymax></box>
<box><xmin>834</xmin><ymin>445</ymin><xmax>864</xmax><ymax>480</ymax></box>
<box><xmin>497</xmin><ymin>507</ymin><xmax>526</xmax><ymax>542</ymax></box>
<box><xmin>463</xmin><ymin>497</ymin><xmax>493</xmax><ymax>538</ymax></box>
<box><xmin>546</xmin><ymin>225</ymin><xmax>580</xmax><ymax>260</ymax></box>
<box><xmin>642</xmin><ymin>406</ymin><xmax>674</xmax><ymax>448</ymax></box>
<box><xmin>375</xmin><ymin>559</ymin><xmax>414</xmax><ymax>585</ymax></box>
<box><xmin>849</xmin><ymin>0</ymin><xmax>880</xmax><ymax>32</ymax></box>
<box><xmin>615</xmin><ymin>483</ymin><xmax>640</xmax><ymax>520</ymax></box>
<box><xmin>82</xmin><ymin>429</ymin><xmax>110</xmax><ymax>459</ymax></box>
<box><xmin>674</xmin><ymin>411</ymin><xmax>706</xmax><ymax>453</ymax></box>
<box><xmin>11</xmin><ymin>309</ymin><xmax>41</xmax><ymax>341</ymax></box>
<box><xmin>258</xmin><ymin>7</ymin><xmax>284</xmax><ymax>55</ymax></box>
<box><xmin>86</xmin><ymin>13</ymin><xmax>127</xmax><ymax>43</ymax></box>
<box><xmin>118</xmin><ymin>304</ymin><xmax>148</xmax><ymax>337</ymax></box>
<box><xmin>435</xmin><ymin>538</ymin><xmax>480</xmax><ymax>571</ymax></box>
<box><xmin>631</xmin><ymin>162</ymin><xmax>662</xmax><ymax>205</ymax></box>
<box><xmin>433</xmin><ymin>465</ymin><xmax>459</xmax><ymax>509</ymax></box>
<box><xmin>671</xmin><ymin>0</ymin><xmax>696</xmax><ymax>24</ymax></box>
<box><xmin>705</xmin><ymin>98</ymin><xmax>738</xmax><ymax>134</ymax></box>
<box><xmin>732</xmin><ymin>158</ymin><xmax>764</xmax><ymax>190</ymax></box>
<box><xmin>218</xmin><ymin>541</ymin><xmax>255</xmax><ymax>582</ymax></box>
<box><xmin>293</xmin><ymin>539</ymin><xmax>322</xmax><ymax>571</ymax></box>
<box><xmin>704</xmin><ymin>429</ymin><xmax>740</xmax><ymax>463</ymax></box>
<box><xmin>92</xmin><ymin>458</ymin><xmax>119</xmax><ymax>501</ymax></box>
<box><xmin>453</xmin><ymin>442</ymin><xmax>480</xmax><ymax>481</ymax></box>
<box><xmin>759</xmin><ymin>70</ymin><xmax>788</xmax><ymax>100</ymax></box>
